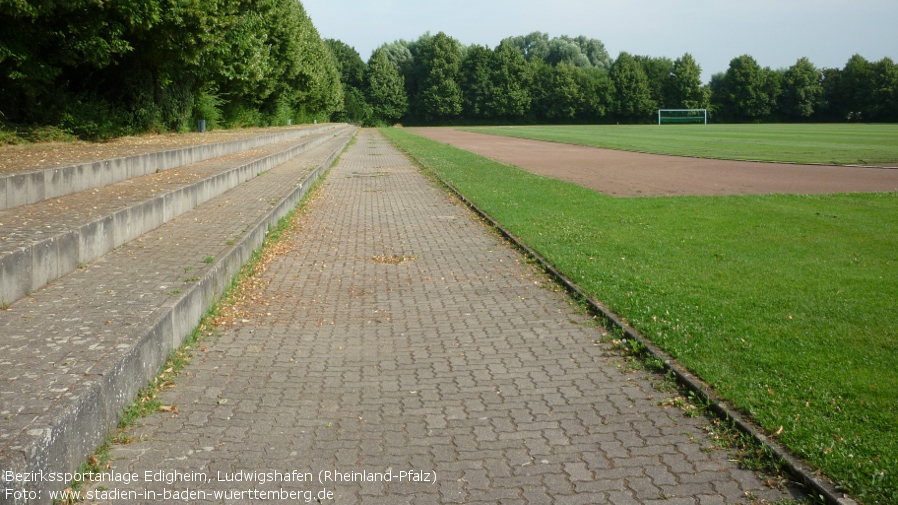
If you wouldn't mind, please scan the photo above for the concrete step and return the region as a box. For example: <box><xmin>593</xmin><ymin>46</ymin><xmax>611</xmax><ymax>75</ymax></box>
<box><xmin>0</xmin><ymin>124</ymin><xmax>340</xmax><ymax>211</ymax></box>
<box><xmin>0</xmin><ymin>126</ymin><xmax>352</xmax><ymax>307</ymax></box>
<box><xmin>0</xmin><ymin>127</ymin><xmax>356</xmax><ymax>503</ymax></box>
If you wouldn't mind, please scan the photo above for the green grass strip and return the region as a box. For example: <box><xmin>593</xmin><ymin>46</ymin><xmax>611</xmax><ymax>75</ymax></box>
<box><xmin>460</xmin><ymin>124</ymin><xmax>898</xmax><ymax>166</ymax></box>
<box><xmin>383</xmin><ymin>127</ymin><xmax>898</xmax><ymax>505</ymax></box>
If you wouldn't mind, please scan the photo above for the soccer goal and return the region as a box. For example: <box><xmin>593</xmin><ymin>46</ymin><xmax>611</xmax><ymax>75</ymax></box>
<box><xmin>658</xmin><ymin>109</ymin><xmax>707</xmax><ymax>125</ymax></box>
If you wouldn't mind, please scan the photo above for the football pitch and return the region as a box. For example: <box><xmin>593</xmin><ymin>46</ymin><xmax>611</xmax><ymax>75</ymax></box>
<box><xmin>460</xmin><ymin>123</ymin><xmax>898</xmax><ymax>166</ymax></box>
<box><xmin>383</xmin><ymin>126</ymin><xmax>898</xmax><ymax>505</ymax></box>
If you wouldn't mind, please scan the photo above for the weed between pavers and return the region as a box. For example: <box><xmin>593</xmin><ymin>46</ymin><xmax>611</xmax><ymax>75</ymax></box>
<box><xmin>371</xmin><ymin>254</ymin><xmax>415</xmax><ymax>265</ymax></box>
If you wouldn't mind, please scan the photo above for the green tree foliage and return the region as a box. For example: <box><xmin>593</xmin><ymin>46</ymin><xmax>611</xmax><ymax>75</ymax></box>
<box><xmin>577</xmin><ymin>67</ymin><xmax>616</xmax><ymax>120</ymax></box>
<box><xmin>460</xmin><ymin>45</ymin><xmax>493</xmax><ymax>119</ymax></box>
<box><xmin>0</xmin><ymin>0</ymin><xmax>342</xmax><ymax>138</ymax></box>
<box><xmin>871</xmin><ymin>57</ymin><xmax>898</xmax><ymax>122</ymax></box>
<box><xmin>486</xmin><ymin>41</ymin><xmax>533</xmax><ymax>119</ymax></box>
<box><xmin>339</xmin><ymin>86</ymin><xmax>373</xmax><ymax>124</ymax></box>
<box><xmin>544</xmin><ymin>63</ymin><xmax>585</xmax><ymax>119</ymax></box>
<box><xmin>416</xmin><ymin>32</ymin><xmax>463</xmax><ymax>121</ymax></box>
<box><xmin>546</xmin><ymin>39</ymin><xmax>591</xmax><ymax>68</ymax></box>
<box><xmin>6</xmin><ymin>15</ymin><xmax>898</xmax><ymax>134</ymax></box>
<box><xmin>837</xmin><ymin>54</ymin><xmax>874</xmax><ymax>121</ymax></box>
<box><xmin>665</xmin><ymin>53</ymin><xmax>709</xmax><ymax>109</ymax></box>
<box><xmin>366</xmin><ymin>49</ymin><xmax>407</xmax><ymax>124</ymax></box>
<box><xmin>570</xmin><ymin>36</ymin><xmax>613</xmax><ymax>69</ymax></box>
<box><xmin>721</xmin><ymin>55</ymin><xmax>777</xmax><ymax>121</ymax></box>
<box><xmin>325</xmin><ymin>39</ymin><xmax>366</xmax><ymax>89</ymax></box>
<box><xmin>779</xmin><ymin>57</ymin><xmax>824</xmax><ymax>120</ymax></box>
<box><xmin>505</xmin><ymin>32</ymin><xmax>551</xmax><ymax>62</ymax></box>
<box><xmin>325</xmin><ymin>39</ymin><xmax>370</xmax><ymax>123</ymax></box>
<box><xmin>635</xmin><ymin>56</ymin><xmax>673</xmax><ymax>108</ymax></box>
<box><xmin>612</xmin><ymin>52</ymin><xmax>656</xmax><ymax>122</ymax></box>
<box><xmin>505</xmin><ymin>32</ymin><xmax>610</xmax><ymax>70</ymax></box>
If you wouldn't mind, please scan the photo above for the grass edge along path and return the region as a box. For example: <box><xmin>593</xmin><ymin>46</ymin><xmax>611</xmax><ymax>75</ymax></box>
<box><xmin>459</xmin><ymin>124</ymin><xmax>898</xmax><ymax>166</ymax></box>
<box><xmin>382</xmin><ymin>127</ymin><xmax>897</xmax><ymax>505</ymax></box>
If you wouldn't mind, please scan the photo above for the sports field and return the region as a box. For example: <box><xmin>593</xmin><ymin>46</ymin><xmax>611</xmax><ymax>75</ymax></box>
<box><xmin>411</xmin><ymin>128</ymin><xmax>898</xmax><ymax>197</ymax></box>
<box><xmin>383</xmin><ymin>127</ymin><xmax>898</xmax><ymax>505</ymax></box>
<box><xmin>461</xmin><ymin>124</ymin><xmax>898</xmax><ymax>166</ymax></box>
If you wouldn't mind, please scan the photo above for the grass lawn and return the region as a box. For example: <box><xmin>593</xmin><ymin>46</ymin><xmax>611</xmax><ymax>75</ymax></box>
<box><xmin>460</xmin><ymin>124</ymin><xmax>898</xmax><ymax>166</ymax></box>
<box><xmin>383</xmin><ymin>127</ymin><xmax>898</xmax><ymax>505</ymax></box>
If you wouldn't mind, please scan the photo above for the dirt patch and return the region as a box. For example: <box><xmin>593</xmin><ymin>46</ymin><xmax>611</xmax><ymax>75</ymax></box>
<box><xmin>409</xmin><ymin>127</ymin><xmax>898</xmax><ymax>197</ymax></box>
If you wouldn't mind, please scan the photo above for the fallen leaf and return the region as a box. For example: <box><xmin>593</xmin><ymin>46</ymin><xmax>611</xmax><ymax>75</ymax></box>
<box><xmin>159</xmin><ymin>405</ymin><xmax>179</xmax><ymax>414</ymax></box>
<box><xmin>773</xmin><ymin>425</ymin><xmax>784</xmax><ymax>436</ymax></box>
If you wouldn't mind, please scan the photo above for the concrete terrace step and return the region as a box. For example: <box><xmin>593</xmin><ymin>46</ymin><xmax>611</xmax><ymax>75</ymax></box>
<box><xmin>0</xmin><ymin>124</ymin><xmax>339</xmax><ymax>211</ymax></box>
<box><xmin>0</xmin><ymin>126</ymin><xmax>352</xmax><ymax>307</ymax></box>
<box><xmin>0</xmin><ymin>127</ymin><xmax>357</xmax><ymax>503</ymax></box>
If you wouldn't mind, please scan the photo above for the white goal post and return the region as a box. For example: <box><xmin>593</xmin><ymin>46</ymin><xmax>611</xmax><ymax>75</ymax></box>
<box><xmin>658</xmin><ymin>109</ymin><xmax>707</xmax><ymax>125</ymax></box>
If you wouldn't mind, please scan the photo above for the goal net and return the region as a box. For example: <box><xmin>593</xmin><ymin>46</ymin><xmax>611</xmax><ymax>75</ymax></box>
<box><xmin>658</xmin><ymin>109</ymin><xmax>707</xmax><ymax>125</ymax></box>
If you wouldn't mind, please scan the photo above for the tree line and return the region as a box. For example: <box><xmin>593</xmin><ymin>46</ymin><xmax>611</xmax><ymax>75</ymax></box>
<box><xmin>331</xmin><ymin>31</ymin><xmax>898</xmax><ymax>126</ymax></box>
<box><xmin>3</xmin><ymin>9</ymin><xmax>897</xmax><ymax>141</ymax></box>
<box><xmin>0</xmin><ymin>0</ymin><xmax>343</xmax><ymax>140</ymax></box>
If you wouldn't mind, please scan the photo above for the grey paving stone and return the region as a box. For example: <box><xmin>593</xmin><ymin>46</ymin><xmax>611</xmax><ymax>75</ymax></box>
<box><xmin>73</xmin><ymin>130</ymin><xmax>797</xmax><ymax>504</ymax></box>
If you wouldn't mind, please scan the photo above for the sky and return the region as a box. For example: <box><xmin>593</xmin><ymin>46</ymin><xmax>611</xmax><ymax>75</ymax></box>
<box><xmin>302</xmin><ymin>0</ymin><xmax>897</xmax><ymax>83</ymax></box>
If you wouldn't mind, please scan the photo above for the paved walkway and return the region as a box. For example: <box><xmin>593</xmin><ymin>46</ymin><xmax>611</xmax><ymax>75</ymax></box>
<box><xmin>85</xmin><ymin>130</ymin><xmax>792</xmax><ymax>504</ymax></box>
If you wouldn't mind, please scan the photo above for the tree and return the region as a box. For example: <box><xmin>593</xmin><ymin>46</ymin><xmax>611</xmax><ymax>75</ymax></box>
<box><xmin>505</xmin><ymin>33</ymin><xmax>610</xmax><ymax>70</ymax></box>
<box><xmin>325</xmin><ymin>39</ymin><xmax>370</xmax><ymax>123</ymax></box>
<box><xmin>325</xmin><ymin>39</ymin><xmax>366</xmax><ymax>89</ymax></box>
<box><xmin>570</xmin><ymin>36</ymin><xmax>612</xmax><ymax>69</ymax></box>
<box><xmin>365</xmin><ymin>49</ymin><xmax>407</xmax><ymax>124</ymax></box>
<box><xmin>871</xmin><ymin>58</ymin><xmax>898</xmax><ymax>121</ymax></box>
<box><xmin>378</xmin><ymin>40</ymin><xmax>415</xmax><ymax>73</ymax></box>
<box><xmin>486</xmin><ymin>40</ymin><xmax>532</xmax><ymax>119</ymax></box>
<box><xmin>723</xmin><ymin>55</ymin><xmax>776</xmax><ymax>120</ymax></box>
<box><xmin>254</xmin><ymin>0</ymin><xmax>342</xmax><ymax>122</ymax></box>
<box><xmin>611</xmin><ymin>52</ymin><xmax>656</xmax><ymax>122</ymax></box>
<box><xmin>779</xmin><ymin>57</ymin><xmax>823</xmax><ymax>120</ymax></box>
<box><xmin>0</xmin><ymin>0</ymin><xmax>343</xmax><ymax>135</ymax></box>
<box><xmin>577</xmin><ymin>67</ymin><xmax>615</xmax><ymax>121</ymax></box>
<box><xmin>635</xmin><ymin>56</ymin><xmax>673</xmax><ymax>108</ymax></box>
<box><xmin>818</xmin><ymin>67</ymin><xmax>842</xmax><ymax>121</ymax></box>
<box><xmin>504</xmin><ymin>32</ymin><xmax>550</xmax><ymax>62</ymax></box>
<box><xmin>0</xmin><ymin>0</ymin><xmax>158</xmax><ymax>122</ymax></box>
<box><xmin>545</xmin><ymin>63</ymin><xmax>585</xmax><ymax>119</ymax></box>
<box><xmin>665</xmin><ymin>53</ymin><xmax>708</xmax><ymax>109</ymax></box>
<box><xmin>416</xmin><ymin>32</ymin><xmax>463</xmax><ymax>121</ymax></box>
<box><xmin>545</xmin><ymin>38</ymin><xmax>591</xmax><ymax>68</ymax></box>
<box><xmin>837</xmin><ymin>54</ymin><xmax>874</xmax><ymax>121</ymax></box>
<box><xmin>459</xmin><ymin>45</ymin><xmax>493</xmax><ymax>119</ymax></box>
